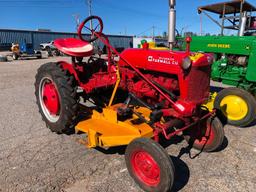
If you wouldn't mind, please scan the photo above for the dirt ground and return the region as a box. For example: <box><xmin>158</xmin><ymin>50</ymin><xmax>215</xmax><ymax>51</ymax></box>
<box><xmin>0</xmin><ymin>56</ymin><xmax>255</xmax><ymax>192</ymax></box>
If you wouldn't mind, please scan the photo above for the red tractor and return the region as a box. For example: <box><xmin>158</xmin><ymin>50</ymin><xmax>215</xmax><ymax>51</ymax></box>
<box><xmin>35</xmin><ymin>15</ymin><xmax>224</xmax><ymax>192</ymax></box>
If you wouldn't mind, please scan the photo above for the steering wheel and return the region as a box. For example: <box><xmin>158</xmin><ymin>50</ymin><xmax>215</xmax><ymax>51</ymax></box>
<box><xmin>78</xmin><ymin>16</ymin><xmax>104</xmax><ymax>43</ymax></box>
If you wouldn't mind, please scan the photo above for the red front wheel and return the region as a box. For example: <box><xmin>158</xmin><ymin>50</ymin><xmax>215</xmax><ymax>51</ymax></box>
<box><xmin>184</xmin><ymin>116</ymin><xmax>224</xmax><ymax>152</ymax></box>
<box><xmin>125</xmin><ymin>138</ymin><xmax>174</xmax><ymax>192</ymax></box>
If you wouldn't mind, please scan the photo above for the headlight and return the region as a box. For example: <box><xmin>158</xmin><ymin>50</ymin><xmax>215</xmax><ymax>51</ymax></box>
<box><xmin>182</xmin><ymin>57</ymin><xmax>191</xmax><ymax>70</ymax></box>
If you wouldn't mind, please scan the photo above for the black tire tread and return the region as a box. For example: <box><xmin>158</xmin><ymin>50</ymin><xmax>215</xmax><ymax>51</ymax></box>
<box><xmin>184</xmin><ymin>117</ymin><xmax>224</xmax><ymax>152</ymax></box>
<box><xmin>35</xmin><ymin>62</ymin><xmax>79</xmax><ymax>134</ymax></box>
<box><xmin>125</xmin><ymin>138</ymin><xmax>174</xmax><ymax>192</ymax></box>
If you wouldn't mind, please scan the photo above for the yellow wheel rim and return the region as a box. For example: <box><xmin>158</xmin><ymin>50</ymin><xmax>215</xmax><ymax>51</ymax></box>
<box><xmin>220</xmin><ymin>95</ymin><xmax>248</xmax><ymax>121</ymax></box>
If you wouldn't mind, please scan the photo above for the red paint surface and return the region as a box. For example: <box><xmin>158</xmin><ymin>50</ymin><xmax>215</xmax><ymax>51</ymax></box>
<box><xmin>54</xmin><ymin>38</ymin><xmax>93</xmax><ymax>57</ymax></box>
<box><xmin>131</xmin><ymin>151</ymin><xmax>160</xmax><ymax>187</ymax></box>
<box><xmin>42</xmin><ymin>82</ymin><xmax>59</xmax><ymax>115</ymax></box>
<box><xmin>194</xmin><ymin>122</ymin><xmax>215</xmax><ymax>146</ymax></box>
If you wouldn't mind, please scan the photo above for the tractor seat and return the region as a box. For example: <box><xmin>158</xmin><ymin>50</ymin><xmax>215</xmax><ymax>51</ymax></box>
<box><xmin>54</xmin><ymin>38</ymin><xmax>93</xmax><ymax>57</ymax></box>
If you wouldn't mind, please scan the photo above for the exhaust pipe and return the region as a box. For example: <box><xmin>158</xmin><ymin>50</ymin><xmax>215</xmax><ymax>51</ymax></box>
<box><xmin>168</xmin><ymin>0</ymin><xmax>176</xmax><ymax>50</ymax></box>
<box><xmin>238</xmin><ymin>11</ymin><xmax>247</xmax><ymax>36</ymax></box>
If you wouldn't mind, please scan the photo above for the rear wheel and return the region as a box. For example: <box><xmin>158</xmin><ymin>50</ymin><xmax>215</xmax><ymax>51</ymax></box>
<box><xmin>214</xmin><ymin>87</ymin><xmax>256</xmax><ymax>127</ymax></box>
<box><xmin>0</xmin><ymin>55</ymin><xmax>7</xmax><ymax>62</ymax></box>
<box><xmin>36</xmin><ymin>51</ymin><xmax>42</xmax><ymax>59</ymax></box>
<box><xmin>184</xmin><ymin>117</ymin><xmax>224</xmax><ymax>152</ymax></box>
<box><xmin>35</xmin><ymin>62</ymin><xmax>79</xmax><ymax>133</ymax></box>
<box><xmin>12</xmin><ymin>53</ymin><xmax>19</xmax><ymax>60</ymax></box>
<box><xmin>125</xmin><ymin>138</ymin><xmax>174</xmax><ymax>192</ymax></box>
<box><xmin>53</xmin><ymin>50</ymin><xmax>60</xmax><ymax>56</ymax></box>
<box><xmin>46</xmin><ymin>46</ymin><xmax>52</xmax><ymax>57</ymax></box>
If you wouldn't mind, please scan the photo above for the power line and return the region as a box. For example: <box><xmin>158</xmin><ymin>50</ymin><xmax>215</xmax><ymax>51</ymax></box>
<box><xmin>94</xmin><ymin>0</ymin><xmax>164</xmax><ymax>18</ymax></box>
<box><xmin>0</xmin><ymin>0</ymin><xmax>70</xmax><ymax>2</ymax></box>
<box><xmin>0</xmin><ymin>5</ymin><xmax>72</xmax><ymax>8</ymax></box>
<box><xmin>137</xmin><ymin>26</ymin><xmax>159</xmax><ymax>37</ymax></box>
<box><xmin>0</xmin><ymin>0</ymin><xmax>76</xmax><ymax>6</ymax></box>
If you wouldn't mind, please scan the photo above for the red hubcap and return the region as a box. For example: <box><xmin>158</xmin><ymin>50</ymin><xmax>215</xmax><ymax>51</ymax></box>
<box><xmin>131</xmin><ymin>151</ymin><xmax>160</xmax><ymax>187</ymax></box>
<box><xmin>194</xmin><ymin>123</ymin><xmax>214</xmax><ymax>146</ymax></box>
<box><xmin>42</xmin><ymin>82</ymin><xmax>60</xmax><ymax>115</ymax></box>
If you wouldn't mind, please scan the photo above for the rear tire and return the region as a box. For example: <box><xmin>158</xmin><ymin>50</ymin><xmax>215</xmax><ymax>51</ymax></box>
<box><xmin>0</xmin><ymin>55</ymin><xmax>8</xmax><ymax>62</ymax></box>
<box><xmin>125</xmin><ymin>138</ymin><xmax>174</xmax><ymax>192</ymax></box>
<box><xmin>53</xmin><ymin>50</ymin><xmax>60</xmax><ymax>56</ymax></box>
<box><xmin>184</xmin><ymin>117</ymin><xmax>224</xmax><ymax>152</ymax></box>
<box><xmin>46</xmin><ymin>46</ymin><xmax>52</xmax><ymax>57</ymax></box>
<box><xmin>36</xmin><ymin>52</ymin><xmax>42</xmax><ymax>59</ymax></box>
<box><xmin>214</xmin><ymin>87</ymin><xmax>256</xmax><ymax>127</ymax></box>
<box><xmin>35</xmin><ymin>62</ymin><xmax>79</xmax><ymax>134</ymax></box>
<box><xmin>12</xmin><ymin>53</ymin><xmax>19</xmax><ymax>60</ymax></box>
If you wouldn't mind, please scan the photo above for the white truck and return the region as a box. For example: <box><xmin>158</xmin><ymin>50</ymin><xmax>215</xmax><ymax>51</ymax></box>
<box><xmin>40</xmin><ymin>41</ymin><xmax>60</xmax><ymax>56</ymax></box>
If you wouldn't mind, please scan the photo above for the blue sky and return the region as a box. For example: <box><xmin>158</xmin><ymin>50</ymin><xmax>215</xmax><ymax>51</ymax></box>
<box><xmin>0</xmin><ymin>0</ymin><xmax>255</xmax><ymax>36</ymax></box>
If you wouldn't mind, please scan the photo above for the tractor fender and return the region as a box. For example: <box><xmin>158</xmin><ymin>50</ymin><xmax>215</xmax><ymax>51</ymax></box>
<box><xmin>58</xmin><ymin>61</ymin><xmax>80</xmax><ymax>83</ymax></box>
<box><xmin>246</xmin><ymin>51</ymin><xmax>256</xmax><ymax>82</ymax></box>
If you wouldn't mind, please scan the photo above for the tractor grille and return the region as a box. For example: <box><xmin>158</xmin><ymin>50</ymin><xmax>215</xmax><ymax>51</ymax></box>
<box><xmin>186</xmin><ymin>65</ymin><xmax>211</xmax><ymax>103</ymax></box>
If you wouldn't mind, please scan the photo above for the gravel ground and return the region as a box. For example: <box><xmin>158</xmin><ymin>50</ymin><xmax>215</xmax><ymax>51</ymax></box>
<box><xmin>0</xmin><ymin>56</ymin><xmax>255</xmax><ymax>192</ymax></box>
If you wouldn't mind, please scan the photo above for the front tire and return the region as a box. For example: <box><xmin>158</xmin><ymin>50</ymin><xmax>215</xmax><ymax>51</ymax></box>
<box><xmin>184</xmin><ymin>116</ymin><xmax>224</xmax><ymax>152</ymax></box>
<box><xmin>35</xmin><ymin>62</ymin><xmax>79</xmax><ymax>134</ymax></box>
<box><xmin>214</xmin><ymin>87</ymin><xmax>256</xmax><ymax>127</ymax></box>
<box><xmin>125</xmin><ymin>138</ymin><xmax>174</xmax><ymax>192</ymax></box>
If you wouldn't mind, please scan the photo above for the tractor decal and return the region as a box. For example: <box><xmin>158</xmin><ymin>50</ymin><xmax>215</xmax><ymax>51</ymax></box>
<box><xmin>147</xmin><ymin>56</ymin><xmax>178</xmax><ymax>65</ymax></box>
<box><xmin>207</xmin><ymin>44</ymin><xmax>231</xmax><ymax>49</ymax></box>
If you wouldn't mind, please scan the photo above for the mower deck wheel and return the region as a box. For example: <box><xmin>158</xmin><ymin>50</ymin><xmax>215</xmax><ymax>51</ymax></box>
<box><xmin>125</xmin><ymin>138</ymin><xmax>174</xmax><ymax>192</ymax></box>
<box><xmin>184</xmin><ymin>116</ymin><xmax>224</xmax><ymax>152</ymax></box>
<box><xmin>214</xmin><ymin>87</ymin><xmax>256</xmax><ymax>127</ymax></box>
<box><xmin>35</xmin><ymin>62</ymin><xmax>79</xmax><ymax>134</ymax></box>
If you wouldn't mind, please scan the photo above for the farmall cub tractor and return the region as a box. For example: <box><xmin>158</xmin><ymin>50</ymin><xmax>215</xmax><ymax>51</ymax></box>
<box><xmin>35</xmin><ymin>3</ymin><xmax>224</xmax><ymax>192</ymax></box>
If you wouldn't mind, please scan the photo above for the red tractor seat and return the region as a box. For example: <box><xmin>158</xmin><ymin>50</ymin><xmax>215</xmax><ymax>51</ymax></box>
<box><xmin>54</xmin><ymin>38</ymin><xmax>93</xmax><ymax>57</ymax></box>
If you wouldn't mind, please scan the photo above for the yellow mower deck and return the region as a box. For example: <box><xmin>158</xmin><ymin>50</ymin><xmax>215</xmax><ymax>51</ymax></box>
<box><xmin>75</xmin><ymin>104</ymin><xmax>154</xmax><ymax>148</ymax></box>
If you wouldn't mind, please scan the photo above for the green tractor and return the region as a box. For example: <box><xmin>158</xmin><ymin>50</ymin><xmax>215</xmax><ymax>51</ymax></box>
<box><xmin>184</xmin><ymin>0</ymin><xmax>256</xmax><ymax>127</ymax></box>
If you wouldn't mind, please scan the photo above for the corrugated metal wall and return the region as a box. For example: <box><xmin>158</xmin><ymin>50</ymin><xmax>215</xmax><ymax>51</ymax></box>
<box><xmin>0</xmin><ymin>29</ymin><xmax>133</xmax><ymax>51</ymax></box>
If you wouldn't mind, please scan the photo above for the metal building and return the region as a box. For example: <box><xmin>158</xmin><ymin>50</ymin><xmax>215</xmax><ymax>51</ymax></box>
<box><xmin>0</xmin><ymin>29</ymin><xmax>133</xmax><ymax>51</ymax></box>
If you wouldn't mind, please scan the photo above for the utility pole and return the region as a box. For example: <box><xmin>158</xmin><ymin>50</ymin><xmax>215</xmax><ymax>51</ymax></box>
<box><xmin>200</xmin><ymin>14</ymin><xmax>203</xmax><ymax>36</ymax></box>
<box><xmin>152</xmin><ymin>25</ymin><xmax>155</xmax><ymax>38</ymax></box>
<box><xmin>87</xmin><ymin>0</ymin><xmax>93</xmax><ymax>29</ymax></box>
<box><xmin>124</xmin><ymin>27</ymin><xmax>127</xmax><ymax>35</ymax></box>
<box><xmin>72</xmin><ymin>14</ymin><xmax>80</xmax><ymax>30</ymax></box>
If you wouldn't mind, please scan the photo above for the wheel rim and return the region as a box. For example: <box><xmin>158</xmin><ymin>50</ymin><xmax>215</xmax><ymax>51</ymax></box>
<box><xmin>131</xmin><ymin>150</ymin><xmax>160</xmax><ymax>187</ymax></box>
<box><xmin>194</xmin><ymin>122</ymin><xmax>215</xmax><ymax>146</ymax></box>
<box><xmin>220</xmin><ymin>95</ymin><xmax>248</xmax><ymax>121</ymax></box>
<box><xmin>39</xmin><ymin>77</ymin><xmax>60</xmax><ymax>123</ymax></box>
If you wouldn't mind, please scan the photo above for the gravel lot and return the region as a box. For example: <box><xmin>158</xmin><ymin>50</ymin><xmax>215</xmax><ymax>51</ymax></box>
<box><xmin>0</xmin><ymin>56</ymin><xmax>255</xmax><ymax>192</ymax></box>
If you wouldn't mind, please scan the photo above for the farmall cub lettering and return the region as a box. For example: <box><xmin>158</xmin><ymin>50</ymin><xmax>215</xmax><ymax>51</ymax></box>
<box><xmin>148</xmin><ymin>56</ymin><xmax>179</xmax><ymax>65</ymax></box>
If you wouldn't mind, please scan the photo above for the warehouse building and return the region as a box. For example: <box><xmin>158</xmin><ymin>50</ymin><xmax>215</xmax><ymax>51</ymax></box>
<box><xmin>0</xmin><ymin>29</ymin><xmax>133</xmax><ymax>51</ymax></box>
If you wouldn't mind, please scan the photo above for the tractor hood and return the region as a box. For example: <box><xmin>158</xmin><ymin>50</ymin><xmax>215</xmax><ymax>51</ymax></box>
<box><xmin>119</xmin><ymin>48</ymin><xmax>213</xmax><ymax>74</ymax></box>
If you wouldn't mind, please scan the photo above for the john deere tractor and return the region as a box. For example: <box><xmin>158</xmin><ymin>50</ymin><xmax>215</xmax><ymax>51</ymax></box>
<box><xmin>186</xmin><ymin>0</ymin><xmax>256</xmax><ymax>127</ymax></box>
